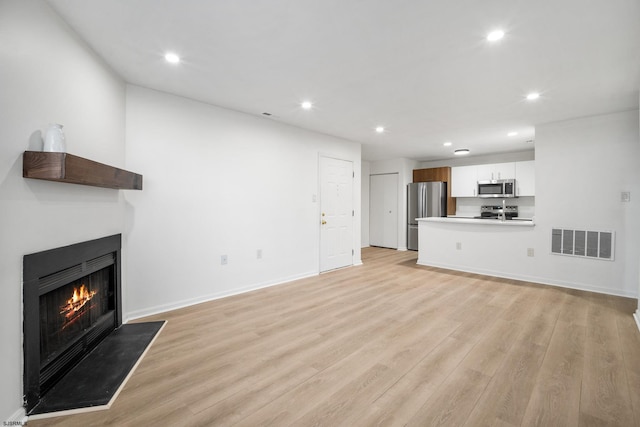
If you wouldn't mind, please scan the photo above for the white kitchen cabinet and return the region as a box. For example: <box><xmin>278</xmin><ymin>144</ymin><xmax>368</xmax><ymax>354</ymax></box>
<box><xmin>369</xmin><ymin>173</ymin><xmax>398</xmax><ymax>249</ymax></box>
<box><xmin>451</xmin><ymin>165</ymin><xmax>478</xmax><ymax>197</ymax></box>
<box><xmin>477</xmin><ymin>162</ymin><xmax>516</xmax><ymax>181</ymax></box>
<box><xmin>515</xmin><ymin>160</ymin><xmax>535</xmax><ymax>196</ymax></box>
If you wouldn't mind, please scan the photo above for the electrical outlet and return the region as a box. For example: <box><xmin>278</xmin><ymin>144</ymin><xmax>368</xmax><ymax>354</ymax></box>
<box><xmin>257</xmin><ymin>249</ymin><xmax>262</xmax><ymax>259</ymax></box>
<box><xmin>621</xmin><ymin>191</ymin><xmax>631</xmax><ymax>202</ymax></box>
<box><xmin>527</xmin><ymin>248</ymin><xmax>535</xmax><ymax>257</ymax></box>
<box><xmin>221</xmin><ymin>255</ymin><xmax>228</xmax><ymax>265</ymax></box>
<box><xmin>456</xmin><ymin>242</ymin><xmax>462</xmax><ymax>250</ymax></box>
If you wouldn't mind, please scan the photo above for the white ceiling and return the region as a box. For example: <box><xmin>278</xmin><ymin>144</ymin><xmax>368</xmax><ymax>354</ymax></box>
<box><xmin>48</xmin><ymin>0</ymin><xmax>640</xmax><ymax>162</ymax></box>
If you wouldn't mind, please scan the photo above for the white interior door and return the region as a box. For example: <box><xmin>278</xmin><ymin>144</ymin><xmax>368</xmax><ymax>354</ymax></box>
<box><xmin>319</xmin><ymin>156</ymin><xmax>354</xmax><ymax>272</ymax></box>
<box><xmin>369</xmin><ymin>173</ymin><xmax>398</xmax><ymax>249</ymax></box>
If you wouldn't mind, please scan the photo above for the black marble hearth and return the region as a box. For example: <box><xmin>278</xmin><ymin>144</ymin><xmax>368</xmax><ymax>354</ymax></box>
<box><xmin>29</xmin><ymin>321</ymin><xmax>165</xmax><ymax>417</ymax></box>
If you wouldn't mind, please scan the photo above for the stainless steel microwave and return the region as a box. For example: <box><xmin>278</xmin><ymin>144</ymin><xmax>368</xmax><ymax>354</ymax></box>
<box><xmin>477</xmin><ymin>179</ymin><xmax>517</xmax><ymax>198</ymax></box>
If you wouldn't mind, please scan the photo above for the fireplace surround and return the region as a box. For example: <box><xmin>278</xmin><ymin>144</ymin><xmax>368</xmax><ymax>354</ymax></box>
<box><xmin>23</xmin><ymin>234</ymin><xmax>122</xmax><ymax>413</ymax></box>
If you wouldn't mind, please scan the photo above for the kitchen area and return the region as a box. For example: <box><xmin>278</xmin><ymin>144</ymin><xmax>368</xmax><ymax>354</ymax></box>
<box><xmin>408</xmin><ymin>161</ymin><xmax>535</xmax><ymax>249</ymax></box>
<box><xmin>407</xmin><ymin>160</ymin><xmax>537</xmax><ymax>280</ymax></box>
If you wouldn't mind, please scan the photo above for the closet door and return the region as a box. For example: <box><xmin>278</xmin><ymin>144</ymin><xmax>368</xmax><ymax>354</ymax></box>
<box><xmin>369</xmin><ymin>173</ymin><xmax>398</xmax><ymax>249</ymax></box>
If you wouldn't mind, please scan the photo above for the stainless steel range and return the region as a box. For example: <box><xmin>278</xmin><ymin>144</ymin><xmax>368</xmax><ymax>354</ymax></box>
<box><xmin>475</xmin><ymin>205</ymin><xmax>518</xmax><ymax>220</ymax></box>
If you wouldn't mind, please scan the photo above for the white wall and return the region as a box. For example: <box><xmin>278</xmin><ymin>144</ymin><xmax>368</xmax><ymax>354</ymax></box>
<box><xmin>361</xmin><ymin>160</ymin><xmax>370</xmax><ymax>247</ymax></box>
<box><xmin>369</xmin><ymin>158</ymin><xmax>420</xmax><ymax>251</ymax></box>
<box><xmin>534</xmin><ymin>110</ymin><xmax>640</xmax><ymax>297</ymax></box>
<box><xmin>124</xmin><ymin>86</ymin><xmax>361</xmax><ymax>319</ymax></box>
<box><xmin>418</xmin><ymin>220</ymin><xmax>538</xmax><ymax>279</ymax></box>
<box><xmin>0</xmin><ymin>1</ymin><xmax>126</xmax><ymax>421</ymax></box>
<box><xmin>635</xmin><ymin>93</ymin><xmax>640</xmax><ymax>329</ymax></box>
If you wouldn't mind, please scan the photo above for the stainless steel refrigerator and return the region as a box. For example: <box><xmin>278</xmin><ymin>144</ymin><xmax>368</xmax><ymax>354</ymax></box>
<box><xmin>407</xmin><ymin>182</ymin><xmax>447</xmax><ymax>251</ymax></box>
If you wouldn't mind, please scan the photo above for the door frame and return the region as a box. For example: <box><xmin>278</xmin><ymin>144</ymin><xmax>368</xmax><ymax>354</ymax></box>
<box><xmin>369</xmin><ymin>172</ymin><xmax>399</xmax><ymax>249</ymax></box>
<box><xmin>318</xmin><ymin>154</ymin><xmax>356</xmax><ymax>273</ymax></box>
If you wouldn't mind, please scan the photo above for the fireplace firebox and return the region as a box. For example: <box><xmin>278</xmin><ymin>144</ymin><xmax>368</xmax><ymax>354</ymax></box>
<box><xmin>23</xmin><ymin>235</ymin><xmax>122</xmax><ymax>413</ymax></box>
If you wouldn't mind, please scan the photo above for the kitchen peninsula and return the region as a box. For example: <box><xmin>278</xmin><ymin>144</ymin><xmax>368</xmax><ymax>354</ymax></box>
<box><xmin>417</xmin><ymin>216</ymin><xmax>537</xmax><ymax>283</ymax></box>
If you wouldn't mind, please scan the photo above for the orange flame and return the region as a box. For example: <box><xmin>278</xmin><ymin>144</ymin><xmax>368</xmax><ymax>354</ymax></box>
<box><xmin>60</xmin><ymin>284</ymin><xmax>97</xmax><ymax>322</ymax></box>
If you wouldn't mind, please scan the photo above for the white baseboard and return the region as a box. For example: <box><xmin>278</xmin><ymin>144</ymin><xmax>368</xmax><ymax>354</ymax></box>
<box><xmin>6</xmin><ymin>407</ymin><xmax>26</xmax><ymax>425</ymax></box>
<box><xmin>416</xmin><ymin>259</ymin><xmax>637</xmax><ymax>299</ymax></box>
<box><xmin>125</xmin><ymin>270</ymin><xmax>318</xmax><ymax>322</ymax></box>
<box><xmin>634</xmin><ymin>310</ymin><xmax>640</xmax><ymax>333</ymax></box>
<box><xmin>397</xmin><ymin>246</ymin><xmax>408</xmax><ymax>252</ymax></box>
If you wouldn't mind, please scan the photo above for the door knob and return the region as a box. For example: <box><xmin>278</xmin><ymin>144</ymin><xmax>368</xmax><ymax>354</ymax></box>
<box><xmin>322</xmin><ymin>212</ymin><xmax>325</xmax><ymax>216</ymax></box>
<box><xmin>322</xmin><ymin>220</ymin><xmax>327</xmax><ymax>225</ymax></box>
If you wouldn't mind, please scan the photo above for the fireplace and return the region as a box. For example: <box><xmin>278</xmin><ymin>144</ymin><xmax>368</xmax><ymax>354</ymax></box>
<box><xmin>23</xmin><ymin>235</ymin><xmax>122</xmax><ymax>413</ymax></box>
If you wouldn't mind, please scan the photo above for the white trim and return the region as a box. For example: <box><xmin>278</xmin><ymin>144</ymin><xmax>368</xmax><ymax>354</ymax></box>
<box><xmin>397</xmin><ymin>247</ymin><xmax>408</xmax><ymax>252</ymax></box>
<box><xmin>5</xmin><ymin>408</ymin><xmax>27</xmax><ymax>425</ymax></box>
<box><xmin>125</xmin><ymin>270</ymin><xmax>318</xmax><ymax>322</ymax></box>
<box><xmin>416</xmin><ymin>259</ymin><xmax>637</xmax><ymax>299</ymax></box>
<box><xmin>634</xmin><ymin>310</ymin><xmax>640</xmax><ymax>333</ymax></box>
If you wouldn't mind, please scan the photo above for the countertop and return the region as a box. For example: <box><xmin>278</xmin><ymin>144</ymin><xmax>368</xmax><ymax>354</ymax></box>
<box><xmin>417</xmin><ymin>216</ymin><xmax>535</xmax><ymax>227</ymax></box>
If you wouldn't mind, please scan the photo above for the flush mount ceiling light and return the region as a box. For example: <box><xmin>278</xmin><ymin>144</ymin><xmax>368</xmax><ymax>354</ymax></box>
<box><xmin>507</xmin><ymin>131</ymin><xmax>518</xmax><ymax>137</ymax></box>
<box><xmin>454</xmin><ymin>149</ymin><xmax>470</xmax><ymax>155</ymax></box>
<box><xmin>164</xmin><ymin>52</ymin><xmax>180</xmax><ymax>64</ymax></box>
<box><xmin>301</xmin><ymin>101</ymin><xmax>313</xmax><ymax>110</ymax></box>
<box><xmin>526</xmin><ymin>92</ymin><xmax>540</xmax><ymax>101</ymax></box>
<box><xmin>487</xmin><ymin>30</ymin><xmax>505</xmax><ymax>42</ymax></box>
<box><xmin>443</xmin><ymin>141</ymin><xmax>452</xmax><ymax>147</ymax></box>
<box><xmin>375</xmin><ymin>126</ymin><xmax>385</xmax><ymax>133</ymax></box>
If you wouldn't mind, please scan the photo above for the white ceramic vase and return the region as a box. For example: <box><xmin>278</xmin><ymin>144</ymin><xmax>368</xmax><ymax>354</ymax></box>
<box><xmin>43</xmin><ymin>124</ymin><xmax>66</xmax><ymax>152</ymax></box>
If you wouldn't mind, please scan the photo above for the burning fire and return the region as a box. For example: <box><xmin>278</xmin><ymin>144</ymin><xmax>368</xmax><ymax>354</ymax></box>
<box><xmin>60</xmin><ymin>284</ymin><xmax>97</xmax><ymax>328</ymax></box>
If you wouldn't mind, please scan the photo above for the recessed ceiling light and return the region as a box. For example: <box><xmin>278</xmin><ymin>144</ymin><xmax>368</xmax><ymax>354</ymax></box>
<box><xmin>164</xmin><ymin>52</ymin><xmax>180</xmax><ymax>64</ymax></box>
<box><xmin>487</xmin><ymin>30</ymin><xmax>505</xmax><ymax>42</ymax></box>
<box><xmin>443</xmin><ymin>141</ymin><xmax>452</xmax><ymax>147</ymax></box>
<box><xmin>301</xmin><ymin>101</ymin><xmax>313</xmax><ymax>110</ymax></box>
<box><xmin>507</xmin><ymin>131</ymin><xmax>518</xmax><ymax>137</ymax></box>
<box><xmin>526</xmin><ymin>92</ymin><xmax>540</xmax><ymax>101</ymax></box>
<box><xmin>375</xmin><ymin>126</ymin><xmax>385</xmax><ymax>133</ymax></box>
<box><xmin>454</xmin><ymin>149</ymin><xmax>470</xmax><ymax>155</ymax></box>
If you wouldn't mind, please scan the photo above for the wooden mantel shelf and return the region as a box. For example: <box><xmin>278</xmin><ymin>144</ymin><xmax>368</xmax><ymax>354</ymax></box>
<box><xmin>23</xmin><ymin>151</ymin><xmax>143</xmax><ymax>190</ymax></box>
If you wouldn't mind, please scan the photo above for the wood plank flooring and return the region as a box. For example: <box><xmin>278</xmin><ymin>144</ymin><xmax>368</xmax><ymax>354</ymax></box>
<box><xmin>28</xmin><ymin>247</ymin><xmax>640</xmax><ymax>426</ymax></box>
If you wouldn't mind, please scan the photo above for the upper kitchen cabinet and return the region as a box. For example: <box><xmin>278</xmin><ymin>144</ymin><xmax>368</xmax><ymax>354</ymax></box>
<box><xmin>451</xmin><ymin>165</ymin><xmax>478</xmax><ymax>197</ymax></box>
<box><xmin>452</xmin><ymin>161</ymin><xmax>534</xmax><ymax>198</ymax></box>
<box><xmin>413</xmin><ymin>167</ymin><xmax>448</xmax><ymax>183</ymax></box>
<box><xmin>477</xmin><ymin>162</ymin><xmax>516</xmax><ymax>181</ymax></box>
<box><xmin>515</xmin><ymin>160</ymin><xmax>535</xmax><ymax>196</ymax></box>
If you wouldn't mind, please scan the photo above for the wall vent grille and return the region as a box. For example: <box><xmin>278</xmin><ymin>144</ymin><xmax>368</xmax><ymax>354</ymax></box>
<box><xmin>551</xmin><ymin>228</ymin><xmax>614</xmax><ymax>261</ymax></box>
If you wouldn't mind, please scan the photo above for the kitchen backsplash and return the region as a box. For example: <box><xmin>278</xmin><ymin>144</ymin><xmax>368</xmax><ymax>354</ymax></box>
<box><xmin>454</xmin><ymin>196</ymin><xmax>535</xmax><ymax>219</ymax></box>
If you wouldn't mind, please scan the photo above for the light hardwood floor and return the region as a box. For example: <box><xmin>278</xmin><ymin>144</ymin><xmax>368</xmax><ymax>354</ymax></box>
<box><xmin>28</xmin><ymin>247</ymin><xmax>640</xmax><ymax>426</ymax></box>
